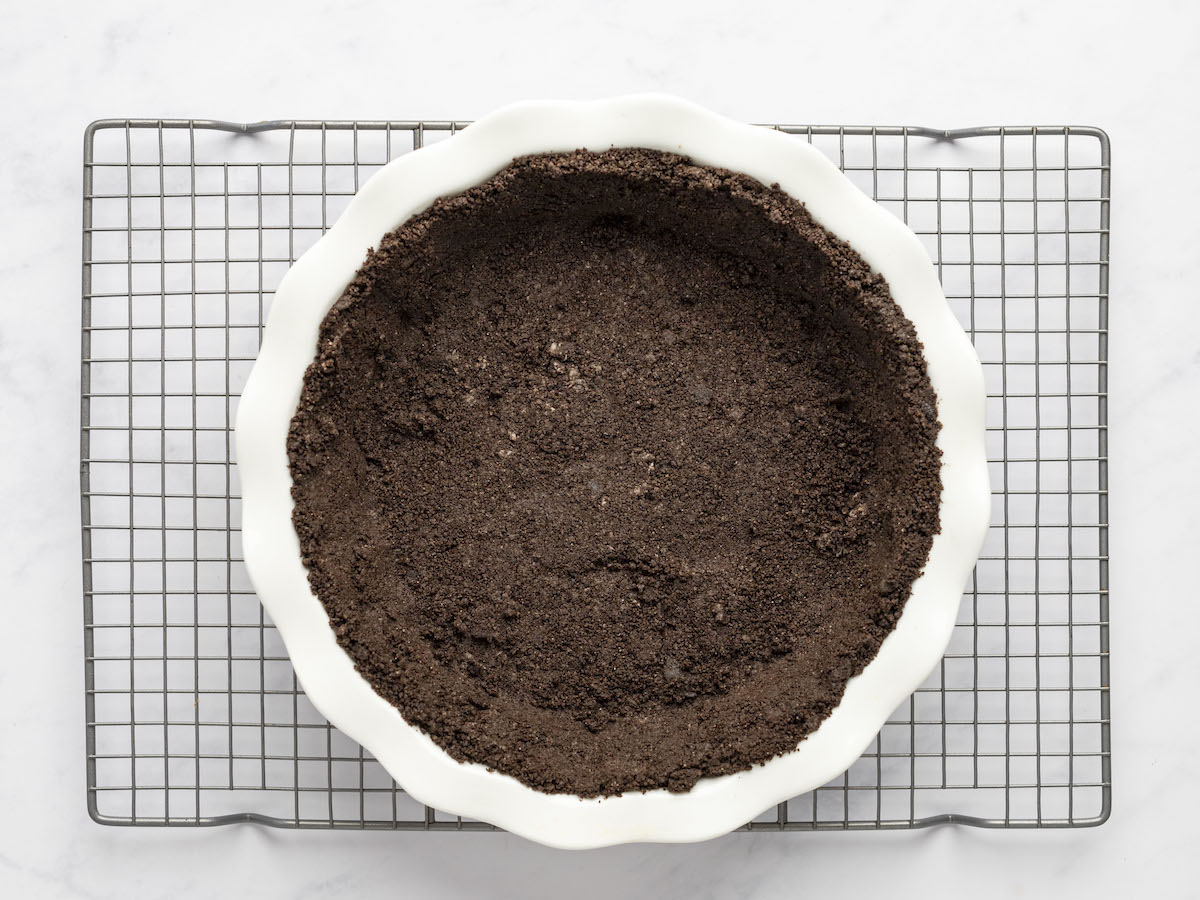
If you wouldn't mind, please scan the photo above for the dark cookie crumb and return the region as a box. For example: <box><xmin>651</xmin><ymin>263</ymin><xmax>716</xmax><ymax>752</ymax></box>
<box><xmin>287</xmin><ymin>148</ymin><xmax>941</xmax><ymax>797</ymax></box>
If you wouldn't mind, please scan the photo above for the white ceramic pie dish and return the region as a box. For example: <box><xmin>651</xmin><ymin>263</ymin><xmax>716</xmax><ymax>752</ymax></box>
<box><xmin>235</xmin><ymin>94</ymin><xmax>989</xmax><ymax>849</ymax></box>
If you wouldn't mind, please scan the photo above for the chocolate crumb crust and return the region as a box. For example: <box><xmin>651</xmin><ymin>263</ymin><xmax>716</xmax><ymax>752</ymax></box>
<box><xmin>286</xmin><ymin>148</ymin><xmax>941</xmax><ymax>797</ymax></box>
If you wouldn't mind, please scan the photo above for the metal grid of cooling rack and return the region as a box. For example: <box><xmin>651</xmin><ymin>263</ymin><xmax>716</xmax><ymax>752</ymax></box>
<box><xmin>80</xmin><ymin>119</ymin><xmax>1110</xmax><ymax>831</ymax></box>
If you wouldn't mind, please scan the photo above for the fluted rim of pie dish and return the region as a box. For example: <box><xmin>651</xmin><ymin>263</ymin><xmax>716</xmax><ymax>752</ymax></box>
<box><xmin>235</xmin><ymin>94</ymin><xmax>989</xmax><ymax>849</ymax></box>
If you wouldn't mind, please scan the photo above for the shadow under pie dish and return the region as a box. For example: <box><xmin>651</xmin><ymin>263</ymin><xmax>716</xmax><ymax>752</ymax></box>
<box><xmin>236</xmin><ymin>95</ymin><xmax>989</xmax><ymax>848</ymax></box>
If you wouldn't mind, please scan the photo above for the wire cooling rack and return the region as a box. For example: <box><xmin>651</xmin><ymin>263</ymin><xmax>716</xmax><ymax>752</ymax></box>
<box><xmin>80</xmin><ymin>119</ymin><xmax>1110</xmax><ymax>830</ymax></box>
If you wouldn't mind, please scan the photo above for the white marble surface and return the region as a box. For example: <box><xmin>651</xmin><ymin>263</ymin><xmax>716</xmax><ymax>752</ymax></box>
<box><xmin>2</xmin><ymin>0</ymin><xmax>1197</xmax><ymax>896</ymax></box>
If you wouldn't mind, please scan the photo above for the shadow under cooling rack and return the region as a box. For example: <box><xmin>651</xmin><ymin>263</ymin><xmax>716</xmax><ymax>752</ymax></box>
<box><xmin>80</xmin><ymin>118</ymin><xmax>1110</xmax><ymax>831</ymax></box>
